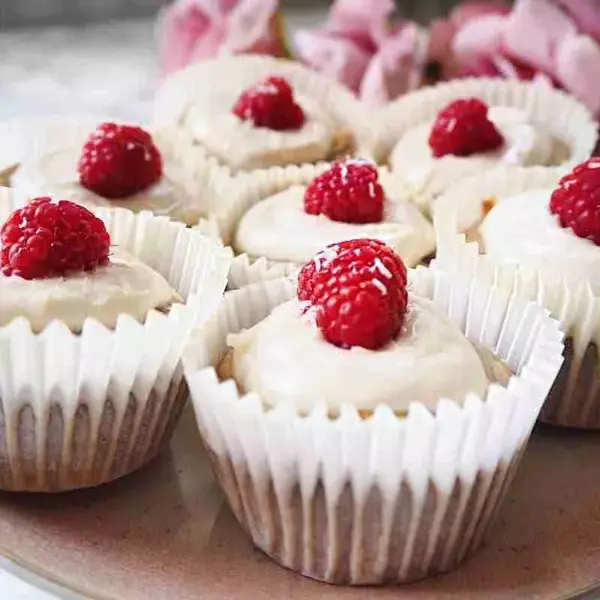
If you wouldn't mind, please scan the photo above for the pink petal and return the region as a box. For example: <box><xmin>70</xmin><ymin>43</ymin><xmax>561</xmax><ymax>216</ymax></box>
<box><xmin>452</xmin><ymin>14</ymin><xmax>506</xmax><ymax>61</ymax></box>
<box><xmin>426</xmin><ymin>18</ymin><xmax>461</xmax><ymax>80</ymax></box>
<box><xmin>295</xmin><ymin>29</ymin><xmax>371</xmax><ymax>92</ymax></box>
<box><xmin>450</xmin><ymin>0</ymin><xmax>511</xmax><ymax>27</ymax></box>
<box><xmin>458</xmin><ymin>56</ymin><xmax>503</xmax><ymax>77</ymax></box>
<box><xmin>190</xmin><ymin>0</ymin><xmax>237</xmax><ymax>20</ymax></box>
<box><xmin>158</xmin><ymin>2</ymin><xmax>220</xmax><ymax>74</ymax></box>
<box><xmin>329</xmin><ymin>0</ymin><xmax>396</xmax><ymax>50</ymax></box>
<box><xmin>359</xmin><ymin>24</ymin><xmax>429</xmax><ymax>106</ymax></box>
<box><xmin>553</xmin><ymin>0</ymin><xmax>600</xmax><ymax>44</ymax></box>
<box><xmin>491</xmin><ymin>55</ymin><xmax>536</xmax><ymax>80</ymax></box>
<box><xmin>503</xmin><ymin>0</ymin><xmax>576</xmax><ymax>74</ymax></box>
<box><xmin>555</xmin><ymin>34</ymin><xmax>600</xmax><ymax>116</ymax></box>
<box><xmin>223</xmin><ymin>0</ymin><xmax>283</xmax><ymax>55</ymax></box>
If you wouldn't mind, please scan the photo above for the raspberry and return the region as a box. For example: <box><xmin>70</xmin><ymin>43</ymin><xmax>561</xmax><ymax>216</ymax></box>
<box><xmin>549</xmin><ymin>158</ymin><xmax>600</xmax><ymax>245</ymax></box>
<box><xmin>0</xmin><ymin>197</ymin><xmax>110</xmax><ymax>280</ymax></box>
<box><xmin>304</xmin><ymin>160</ymin><xmax>384</xmax><ymax>224</ymax></box>
<box><xmin>298</xmin><ymin>239</ymin><xmax>408</xmax><ymax>350</ymax></box>
<box><xmin>428</xmin><ymin>98</ymin><xmax>504</xmax><ymax>158</ymax></box>
<box><xmin>78</xmin><ymin>122</ymin><xmax>163</xmax><ymax>199</ymax></box>
<box><xmin>233</xmin><ymin>76</ymin><xmax>305</xmax><ymax>131</ymax></box>
<box><xmin>298</xmin><ymin>238</ymin><xmax>407</xmax><ymax>306</ymax></box>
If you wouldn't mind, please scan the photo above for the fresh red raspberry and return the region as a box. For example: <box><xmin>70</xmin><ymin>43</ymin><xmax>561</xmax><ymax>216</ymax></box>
<box><xmin>298</xmin><ymin>238</ymin><xmax>407</xmax><ymax>307</ymax></box>
<box><xmin>315</xmin><ymin>277</ymin><xmax>402</xmax><ymax>350</ymax></box>
<box><xmin>428</xmin><ymin>98</ymin><xmax>504</xmax><ymax>158</ymax></box>
<box><xmin>304</xmin><ymin>160</ymin><xmax>385</xmax><ymax>224</ymax></box>
<box><xmin>78</xmin><ymin>122</ymin><xmax>163</xmax><ymax>199</ymax></box>
<box><xmin>297</xmin><ymin>239</ymin><xmax>408</xmax><ymax>350</ymax></box>
<box><xmin>0</xmin><ymin>197</ymin><xmax>110</xmax><ymax>280</ymax></box>
<box><xmin>549</xmin><ymin>158</ymin><xmax>600</xmax><ymax>245</ymax></box>
<box><xmin>232</xmin><ymin>76</ymin><xmax>305</xmax><ymax>131</ymax></box>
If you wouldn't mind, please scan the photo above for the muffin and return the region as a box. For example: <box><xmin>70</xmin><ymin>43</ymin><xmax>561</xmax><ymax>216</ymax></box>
<box><xmin>366</xmin><ymin>78</ymin><xmax>597</xmax><ymax>215</ymax></box>
<box><xmin>217</xmin><ymin>159</ymin><xmax>435</xmax><ymax>289</ymax></box>
<box><xmin>153</xmin><ymin>55</ymin><xmax>368</xmax><ymax>172</ymax></box>
<box><xmin>12</xmin><ymin>121</ymin><xmax>229</xmax><ymax>226</ymax></box>
<box><xmin>183</xmin><ymin>239</ymin><xmax>563</xmax><ymax>584</ymax></box>
<box><xmin>0</xmin><ymin>188</ymin><xmax>231</xmax><ymax>491</ymax></box>
<box><xmin>433</xmin><ymin>160</ymin><xmax>600</xmax><ymax>428</ymax></box>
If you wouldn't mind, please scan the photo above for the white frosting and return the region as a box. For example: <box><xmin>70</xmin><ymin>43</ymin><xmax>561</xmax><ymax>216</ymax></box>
<box><xmin>227</xmin><ymin>296</ymin><xmax>490</xmax><ymax>412</ymax></box>
<box><xmin>184</xmin><ymin>93</ymin><xmax>340</xmax><ymax>171</ymax></box>
<box><xmin>233</xmin><ymin>184</ymin><xmax>435</xmax><ymax>267</ymax></box>
<box><xmin>11</xmin><ymin>133</ymin><xmax>208</xmax><ymax>227</ymax></box>
<box><xmin>0</xmin><ymin>248</ymin><xmax>180</xmax><ymax>332</ymax></box>
<box><xmin>391</xmin><ymin>107</ymin><xmax>556</xmax><ymax>204</ymax></box>
<box><xmin>479</xmin><ymin>188</ymin><xmax>600</xmax><ymax>292</ymax></box>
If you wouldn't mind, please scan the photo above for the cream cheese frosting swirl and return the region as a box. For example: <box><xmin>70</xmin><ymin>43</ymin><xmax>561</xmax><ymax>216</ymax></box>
<box><xmin>391</xmin><ymin>106</ymin><xmax>559</xmax><ymax>209</ymax></box>
<box><xmin>479</xmin><ymin>188</ymin><xmax>600</xmax><ymax>292</ymax></box>
<box><xmin>226</xmin><ymin>296</ymin><xmax>494</xmax><ymax>413</ymax></box>
<box><xmin>233</xmin><ymin>184</ymin><xmax>435</xmax><ymax>267</ymax></box>
<box><xmin>0</xmin><ymin>248</ymin><xmax>180</xmax><ymax>332</ymax></box>
<box><xmin>184</xmin><ymin>94</ymin><xmax>342</xmax><ymax>171</ymax></box>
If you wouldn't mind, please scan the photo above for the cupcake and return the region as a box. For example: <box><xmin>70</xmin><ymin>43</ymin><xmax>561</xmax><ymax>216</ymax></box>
<box><xmin>183</xmin><ymin>239</ymin><xmax>563</xmax><ymax>584</ymax></box>
<box><xmin>366</xmin><ymin>79</ymin><xmax>597</xmax><ymax>215</ymax></box>
<box><xmin>12</xmin><ymin>121</ymin><xmax>229</xmax><ymax>226</ymax></box>
<box><xmin>434</xmin><ymin>159</ymin><xmax>600</xmax><ymax>428</ymax></box>
<box><xmin>153</xmin><ymin>55</ymin><xmax>368</xmax><ymax>172</ymax></box>
<box><xmin>0</xmin><ymin>188</ymin><xmax>231</xmax><ymax>491</ymax></box>
<box><xmin>217</xmin><ymin>159</ymin><xmax>435</xmax><ymax>289</ymax></box>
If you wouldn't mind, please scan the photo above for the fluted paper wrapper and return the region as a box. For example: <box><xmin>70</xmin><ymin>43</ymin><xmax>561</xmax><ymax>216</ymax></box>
<box><xmin>0</xmin><ymin>115</ymin><xmax>107</xmax><ymax>186</ymax></box>
<box><xmin>0</xmin><ymin>191</ymin><xmax>232</xmax><ymax>491</ymax></box>
<box><xmin>209</xmin><ymin>162</ymin><xmax>329</xmax><ymax>289</ymax></box>
<box><xmin>365</xmin><ymin>78</ymin><xmax>596</xmax><ymax>200</ymax></box>
<box><xmin>183</xmin><ymin>267</ymin><xmax>563</xmax><ymax>584</ymax></box>
<box><xmin>435</xmin><ymin>178</ymin><xmax>600</xmax><ymax>429</ymax></box>
<box><xmin>433</xmin><ymin>165</ymin><xmax>561</xmax><ymax>242</ymax></box>
<box><xmin>153</xmin><ymin>55</ymin><xmax>369</xmax><ymax>171</ymax></box>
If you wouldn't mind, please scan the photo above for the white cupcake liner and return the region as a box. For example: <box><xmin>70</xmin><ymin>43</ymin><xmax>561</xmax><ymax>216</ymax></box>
<box><xmin>153</xmin><ymin>55</ymin><xmax>369</xmax><ymax>170</ymax></box>
<box><xmin>183</xmin><ymin>264</ymin><xmax>564</xmax><ymax>584</ymax></box>
<box><xmin>440</xmin><ymin>242</ymin><xmax>600</xmax><ymax>429</ymax></box>
<box><xmin>0</xmin><ymin>190</ymin><xmax>232</xmax><ymax>491</ymax></box>
<box><xmin>432</xmin><ymin>165</ymin><xmax>561</xmax><ymax>243</ymax></box>
<box><xmin>205</xmin><ymin>162</ymin><xmax>329</xmax><ymax>289</ymax></box>
<box><xmin>366</xmin><ymin>79</ymin><xmax>596</xmax><ymax>208</ymax></box>
<box><xmin>0</xmin><ymin>115</ymin><xmax>113</xmax><ymax>182</ymax></box>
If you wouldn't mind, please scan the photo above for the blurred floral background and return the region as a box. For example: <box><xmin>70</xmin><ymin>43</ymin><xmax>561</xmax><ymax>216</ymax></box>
<box><xmin>0</xmin><ymin>0</ymin><xmax>599</xmax><ymax>123</ymax></box>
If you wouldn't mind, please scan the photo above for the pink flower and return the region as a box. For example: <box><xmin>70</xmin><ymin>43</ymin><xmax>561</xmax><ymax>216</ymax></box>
<box><xmin>295</xmin><ymin>0</ymin><xmax>430</xmax><ymax>106</ymax></box>
<box><xmin>158</xmin><ymin>0</ymin><xmax>287</xmax><ymax>75</ymax></box>
<box><xmin>439</xmin><ymin>0</ymin><xmax>600</xmax><ymax>117</ymax></box>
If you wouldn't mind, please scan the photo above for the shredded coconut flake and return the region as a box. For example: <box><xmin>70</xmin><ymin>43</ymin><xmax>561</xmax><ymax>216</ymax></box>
<box><xmin>367</xmin><ymin>181</ymin><xmax>376</xmax><ymax>199</ymax></box>
<box><xmin>372</xmin><ymin>278</ymin><xmax>388</xmax><ymax>295</ymax></box>
<box><xmin>346</xmin><ymin>156</ymin><xmax>375</xmax><ymax>167</ymax></box>
<box><xmin>371</xmin><ymin>257</ymin><xmax>393</xmax><ymax>279</ymax></box>
<box><xmin>300</xmin><ymin>305</ymin><xmax>318</xmax><ymax>326</ymax></box>
<box><xmin>312</xmin><ymin>246</ymin><xmax>339</xmax><ymax>271</ymax></box>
